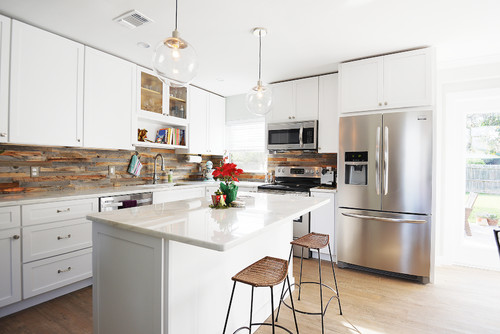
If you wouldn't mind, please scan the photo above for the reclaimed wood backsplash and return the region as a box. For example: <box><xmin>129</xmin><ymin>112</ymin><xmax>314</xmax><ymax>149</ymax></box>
<box><xmin>0</xmin><ymin>144</ymin><xmax>216</xmax><ymax>194</ymax></box>
<box><xmin>0</xmin><ymin>145</ymin><xmax>336</xmax><ymax>193</ymax></box>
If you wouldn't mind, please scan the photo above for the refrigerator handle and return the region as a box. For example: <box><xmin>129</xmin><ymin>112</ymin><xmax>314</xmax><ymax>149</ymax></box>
<box><xmin>375</xmin><ymin>126</ymin><xmax>381</xmax><ymax>195</ymax></box>
<box><xmin>299</xmin><ymin>125</ymin><xmax>304</xmax><ymax>148</ymax></box>
<box><xmin>383</xmin><ymin>126</ymin><xmax>389</xmax><ymax>195</ymax></box>
<box><xmin>341</xmin><ymin>212</ymin><xmax>426</xmax><ymax>224</ymax></box>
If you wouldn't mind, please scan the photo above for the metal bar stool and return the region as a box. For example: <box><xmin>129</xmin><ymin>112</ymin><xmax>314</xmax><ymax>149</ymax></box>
<box><xmin>223</xmin><ymin>256</ymin><xmax>299</xmax><ymax>334</ymax></box>
<box><xmin>276</xmin><ymin>232</ymin><xmax>342</xmax><ymax>334</ymax></box>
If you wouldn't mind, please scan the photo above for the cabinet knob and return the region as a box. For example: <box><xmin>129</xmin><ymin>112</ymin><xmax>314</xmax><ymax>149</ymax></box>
<box><xmin>0</xmin><ymin>133</ymin><xmax>6</xmax><ymax>137</ymax></box>
<box><xmin>13</xmin><ymin>235</ymin><xmax>20</xmax><ymax>240</ymax></box>
<box><xmin>77</xmin><ymin>139</ymin><xmax>81</xmax><ymax>142</ymax></box>
<box><xmin>384</xmin><ymin>102</ymin><xmax>388</xmax><ymax>105</ymax></box>
<box><xmin>288</xmin><ymin>116</ymin><xmax>291</xmax><ymax>119</ymax></box>
<box><xmin>378</xmin><ymin>102</ymin><xmax>382</xmax><ymax>106</ymax></box>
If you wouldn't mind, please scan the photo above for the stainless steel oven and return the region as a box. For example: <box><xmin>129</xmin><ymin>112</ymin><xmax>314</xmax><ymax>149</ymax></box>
<box><xmin>267</xmin><ymin>121</ymin><xmax>318</xmax><ymax>151</ymax></box>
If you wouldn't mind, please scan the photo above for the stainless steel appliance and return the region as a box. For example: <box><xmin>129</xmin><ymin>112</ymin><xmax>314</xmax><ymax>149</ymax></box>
<box><xmin>267</xmin><ymin>121</ymin><xmax>318</xmax><ymax>151</ymax></box>
<box><xmin>99</xmin><ymin>192</ymin><xmax>153</xmax><ymax>212</ymax></box>
<box><xmin>338</xmin><ymin>110</ymin><xmax>432</xmax><ymax>283</ymax></box>
<box><xmin>258</xmin><ymin>166</ymin><xmax>322</xmax><ymax>258</ymax></box>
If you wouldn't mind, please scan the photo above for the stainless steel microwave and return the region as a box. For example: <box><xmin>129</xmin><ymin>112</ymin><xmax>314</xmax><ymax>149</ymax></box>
<box><xmin>266</xmin><ymin>120</ymin><xmax>318</xmax><ymax>150</ymax></box>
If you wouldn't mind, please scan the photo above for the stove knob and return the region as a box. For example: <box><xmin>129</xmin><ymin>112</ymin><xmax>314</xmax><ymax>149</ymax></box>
<box><xmin>316</xmin><ymin>170</ymin><xmax>320</xmax><ymax>174</ymax></box>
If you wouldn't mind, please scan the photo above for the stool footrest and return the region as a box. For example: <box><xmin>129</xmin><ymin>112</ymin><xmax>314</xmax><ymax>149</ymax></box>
<box><xmin>281</xmin><ymin>282</ymin><xmax>340</xmax><ymax>316</ymax></box>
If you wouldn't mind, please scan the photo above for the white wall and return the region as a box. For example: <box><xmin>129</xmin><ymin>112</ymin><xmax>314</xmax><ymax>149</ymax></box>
<box><xmin>225</xmin><ymin>94</ymin><xmax>263</xmax><ymax>122</ymax></box>
<box><xmin>436</xmin><ymin>55</ymin><xmax>500</xmax><ymax>268</ymax></box>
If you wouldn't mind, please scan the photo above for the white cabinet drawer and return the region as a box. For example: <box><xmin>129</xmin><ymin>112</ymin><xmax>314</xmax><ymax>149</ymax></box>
<box><xmin>22</xmin><ymin>219</ymin><xmax>92</xmax><ymax>263</ymax></box>
<box><xmin>0</xmin><ymin>206</ymin><xmax>21</xmax><ymax>230</ymax></box>
<box><xmin>153</xmin><ymin>187</ymin><xmax>205</xmax><ymax>204</ymax></box>
<box><xmin>23</xmin><ymin>248</ymin><xmax>92</xmax><ymax>298</ymax></box>
<box><xmin>22</xmin><ymin>198</ymin><xmax>98</xmax><ymax>226</ymax></box>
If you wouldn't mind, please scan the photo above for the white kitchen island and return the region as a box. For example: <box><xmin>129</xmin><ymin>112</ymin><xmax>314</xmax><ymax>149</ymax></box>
<box><xmin>87</xmin><ymin>192</ymin><xmax>328</xmax><ymax>334</ymax></box>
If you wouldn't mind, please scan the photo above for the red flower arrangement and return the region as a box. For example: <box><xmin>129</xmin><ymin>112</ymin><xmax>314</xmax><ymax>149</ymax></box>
<box><xmin>212</xmin><ymin>163</ymin><xmax>244</xmax><ymax>185</ymax></box>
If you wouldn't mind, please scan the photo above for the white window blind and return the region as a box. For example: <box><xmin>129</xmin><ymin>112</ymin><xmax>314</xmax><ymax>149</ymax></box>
<box><xmin>225</xmin><ymin>120</ymin><xmax>265</xmax><ymax>152</ymax></box>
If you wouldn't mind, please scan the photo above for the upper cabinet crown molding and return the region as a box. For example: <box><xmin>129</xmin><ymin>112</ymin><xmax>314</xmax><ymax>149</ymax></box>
<box><xmin>339</xmin><ymin>48</ymin><xmax>435</xmax><ymax>113</ymax></box>
<box><xmin>0</xmin><ymin>14</ymin><xmax>11</xmax><ymax>143</ymax></box>
<box><xmin>268</xmin><ymin>76</ymin><xmax>319</xmax><ymax>123</ymax></box>
<box><xmin>83</xmin><ymin>47</ymin><xmax>135</xmax><ymax>151</ymax></box>
<box><xmin>9</xmin><ymin>20</ymin><xmax>84</xmax><ymax>147</ymax></box>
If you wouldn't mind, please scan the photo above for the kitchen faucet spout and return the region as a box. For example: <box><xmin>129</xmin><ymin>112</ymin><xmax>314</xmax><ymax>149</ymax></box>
<box><xmin>153</xmin><ymin>154</ymin><xmax>165</xmax><ymax>184</ymax></box>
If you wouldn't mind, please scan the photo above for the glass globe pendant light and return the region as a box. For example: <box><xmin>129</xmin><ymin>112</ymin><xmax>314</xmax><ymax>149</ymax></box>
<box><xmin>152</xmin><ymin>0</ymin><xmax>198</xmax><ymax>87</ymax></box>
<box><xmin>246</xmin><ymin>27</ymin><xmax>272</xmax><ymax>116</ymax></box>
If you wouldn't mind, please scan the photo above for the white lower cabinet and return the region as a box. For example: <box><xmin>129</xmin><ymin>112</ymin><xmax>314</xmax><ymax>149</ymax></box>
<box><xmin>23</xmin><ymin>248</ymin><xmax>92</xmax><ymax>299</ymax></box>
<box><xmin>153</xmin><ymin>187</ymin><xmax>205</xmax><ymax>204</ymax></box>
<box><xmin>0</xmin><ymin>228</ymin><xmax>22</xmax><ymax>307</ymax></box>
<box><xmin>22</xmin><ymin>219</ymin><xmax>92</xmax><ymax>263</ymax></box>
<box><xmin>310</xmin><ymin>191</ymin><xmax>336</xmax><ymax>258</ymax></box>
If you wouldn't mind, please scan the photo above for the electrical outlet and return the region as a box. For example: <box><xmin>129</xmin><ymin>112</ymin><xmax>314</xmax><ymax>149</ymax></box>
<box><xmin>30</xmin><ymin>166</ymin><xmax>40</xmax><ymax>177</ymax></box>
<box><xmin>108</xmin><ymin>166</ymin><xmax>115</xmax><ymax>176</ymax></box>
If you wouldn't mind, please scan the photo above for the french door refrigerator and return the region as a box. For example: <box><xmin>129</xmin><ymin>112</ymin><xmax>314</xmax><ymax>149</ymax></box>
<box><xmin>338</xmin><ymin>110</ymin><xmax>432</xmax><ymax>283</ymax></box>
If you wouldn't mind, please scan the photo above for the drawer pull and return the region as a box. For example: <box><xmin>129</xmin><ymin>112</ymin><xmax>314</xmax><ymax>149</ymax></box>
<box><xmin>13</xmin><ymin>235</ymin><xmax>20</xmax><ymax>240</ymax></box>
<box><xmin>57</xmin><ymin>267</ymin><xmax>72</xmax><ymax>274</ymax></box>
<box><xmin>56</xmin><ymin>208</ymin><xmax>71</xmax><ymax>213</ymax></box>
<box><xmin>57</xmin><ymin>234</ymin><xmax>71</xmax><ymax>240</ymax></box>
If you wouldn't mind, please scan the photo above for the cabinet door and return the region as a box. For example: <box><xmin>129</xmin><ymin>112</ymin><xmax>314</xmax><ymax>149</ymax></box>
<box><xmin>339</xmin><ymin>57</ymin><xmax>383</xmax><ymax>113</ymax></box>
<box><xmin>310</xmin><ymin>192</ymin><xmax>335</xmax><ymax>256</ymax></box>
<box><xmin>268</xmin><ymin>81</ymin><xmax>294</xmax><ymax>123</ymax></box>
<box><xmin>0</xmin><ymin>228</ymin><xmax>21</xmax><ymax>307</ymax></box>
<box><xmin>208</xmin><ymin>93</ymin><xmax>226</xmax><ymax>155</ymax></box>
<box><xmin>84</xmin><ymin>47</ymin><xmax>135</xmax><ymax>150</ymax></box>
<box><xmin>295</xmin><ymin>77</ymin><xmax>319</xmax><ymax>121</ymax></box>
<box><xmin>10</xmin><ymin>20</ymin><xmax>84</xmax><ymax>147</ymax></box>
<box><xmin>318</xmin><ymin>74</ymin><xmax>339</xmax><ymax>153</ymax></box>
<box><xmin>383</xmin><ymin>48</ymin><xmax>433</xmax><ymax>109</ymax></box>
<box><xmin>0</xmin><ymin>15</ymin><xmax>10</xmax><ymax>143</ymax></box>
<box><xmin>187</xmin><ymin>86</ymin><xmax>208</xmax><ymax>154</ymax></box>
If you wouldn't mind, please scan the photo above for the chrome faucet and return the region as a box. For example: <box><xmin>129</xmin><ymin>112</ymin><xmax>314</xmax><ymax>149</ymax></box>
<box><xmin>153</xmin><ymin>154</ymin><xmax>165</xmax><ymax>184</ymax></box>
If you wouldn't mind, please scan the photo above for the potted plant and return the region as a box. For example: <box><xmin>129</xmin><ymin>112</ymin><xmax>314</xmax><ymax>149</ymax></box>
<box><xmin>212</xmin><ymin>163</ymin><xmax>243</xmax><ymax>204</ymax></box>
<box><xmin>486</xmin><ymin>213</ymin><xmax>499</xmax><ymax>227</ymax></box>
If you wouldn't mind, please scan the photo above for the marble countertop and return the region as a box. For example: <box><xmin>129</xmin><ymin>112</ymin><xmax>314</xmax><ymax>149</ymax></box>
<box><xmin>0</xmin><ymin>181</ymin><xmax>266</xmax><ymax>207</ymax></box>
<box><xmin>87</xmin><ymin>192</ymin><xmax>329</xmax><ymax>251</ymax></box>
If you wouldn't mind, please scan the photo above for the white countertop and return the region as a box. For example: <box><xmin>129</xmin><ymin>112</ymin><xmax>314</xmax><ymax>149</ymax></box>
<box><xmin>0</xmin><ymin>180</ymin><xmax>265</xmax><ymax>207</ymax></box>
<box><xmin>87</xmin><ymin>192</ymin><xmax>329</xmax><ymax>252</ymax></box>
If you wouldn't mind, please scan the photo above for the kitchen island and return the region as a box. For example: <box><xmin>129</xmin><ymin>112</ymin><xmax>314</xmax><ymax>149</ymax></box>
<box><xmin>87</xmin><ymin>192</ymin><xmax>329</xmax><ymax>334</ymax></box>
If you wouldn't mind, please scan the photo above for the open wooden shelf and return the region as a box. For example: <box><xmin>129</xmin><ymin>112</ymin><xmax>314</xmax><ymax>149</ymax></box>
<box><xmin>134</xmin><ymin>141</ymin><xmax>187</xmax><ymax>149</ymax></box>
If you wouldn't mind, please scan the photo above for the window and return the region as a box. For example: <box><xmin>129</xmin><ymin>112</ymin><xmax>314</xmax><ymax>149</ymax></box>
<box><xmin>225</xmin><ymin>119</ymin><xmax>267</xmax><ymax>173</ymax></box>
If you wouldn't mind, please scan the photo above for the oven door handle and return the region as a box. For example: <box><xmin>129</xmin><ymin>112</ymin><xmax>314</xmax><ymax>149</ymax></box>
<box><xmin>299</xmin><ymin>125</ymin><xmax>304</xmax><ymax>148</ymax></box>
<box><xmin>341</xmin><ymin>212</ymin><xmax>426</xmax><ymax>224</ymax></box>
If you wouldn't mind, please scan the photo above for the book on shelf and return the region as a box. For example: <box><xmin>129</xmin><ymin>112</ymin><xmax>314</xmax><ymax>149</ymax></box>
<box><xmin>156</xmin><ymin>128</ymin><xmax>185</xmax><ymax>146</ymax></box>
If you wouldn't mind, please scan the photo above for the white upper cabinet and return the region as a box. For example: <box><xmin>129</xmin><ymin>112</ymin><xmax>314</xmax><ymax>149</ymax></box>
<box><xmin>185</xmin><ymin>86</ymin><xmax>225</xmax><ymax>155</ymax></box>
<box><xmin>268</xmin><ymin>77</ymin><xmax>319</xmax><ymax>123</ymax></box>
<box><xmin>0</xmin><ymin>15</ymin><xmax>10</xmax><ymax>143</ymax></box>
<box><xmin>339</xmin><ymin>48</ymin><xmax>433</xmax><ymax>113</ymax></box>
<box><xmin>318</xmin><ymin>73</ymin><xmax>339</xmax><ymax>153</ymax></box>
<box><xmin>9</xmin><ymin>20</ymin><xmax>84</xmax><ymax>147</ymax></box>
<box><xmin>84</xmin><ymin>47</ymin><xmax>135</xmax><ymax>150</ymax></box>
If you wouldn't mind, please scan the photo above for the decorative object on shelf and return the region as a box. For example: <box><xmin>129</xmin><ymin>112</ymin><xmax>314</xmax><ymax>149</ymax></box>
<box><xmin>205</xmin><ymin>161</ymin><xmax>215</xmax><ymax>181</ymax></box>
<box><xmin>212</xmin><ymin>163</ymin><xmax>243</xmax><ymax>204</ymax></box>
<box><xmin>152</xmin><ymin>0</ymin><xmax>198</xmax><ymax>87</ymax></box>
<box><xmin>246</xmin><ymin>27</ymin><xmax>272</xmax><ymax>116</ymax></box>
<box><xmin>138</xmin><ymin>129</ymin><xmax>153</xmax><ymax>142</ymax></box>
<box><xmin>128</xmin><ymin>152</ymin><xmax>143</xmax><ymax>176</ymax></box>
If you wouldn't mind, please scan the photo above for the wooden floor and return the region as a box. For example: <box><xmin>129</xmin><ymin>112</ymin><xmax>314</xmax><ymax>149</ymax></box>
<box><xmin>1</xmin><ymin>258</ymin><xmax>498</xmax><ymax>334</ymax></box>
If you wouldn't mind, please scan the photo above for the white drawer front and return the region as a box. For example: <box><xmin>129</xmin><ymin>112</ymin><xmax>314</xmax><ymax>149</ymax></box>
<box><xmin>0</xmin><ymin>206</ymin><xmax>21</xmax><ymax>230</ymax></box>
<box><xmin>153</xmin><ymin>187</ymin><xmax>205</xmax><ymax>204</ymax></box>
<box><xmin>22</xmin><ymin>198</ymin><xmax>98</xmax><ymax>226</ymax></box>
<box><xmin>22</xmin><ymin>219</ymin><xmax>92</xmax><ymax>263</ymax></box>
<box><xmin>23</xmin><ymin>248</ymin><xmax>92</xmax><ymax>298</ymax></box>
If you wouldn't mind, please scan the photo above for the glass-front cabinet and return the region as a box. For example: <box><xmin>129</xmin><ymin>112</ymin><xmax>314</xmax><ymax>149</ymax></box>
<box><xmin>136</xmin><ymin>67</ymin><xmax>188</xmax><ymax>149</ymax></box>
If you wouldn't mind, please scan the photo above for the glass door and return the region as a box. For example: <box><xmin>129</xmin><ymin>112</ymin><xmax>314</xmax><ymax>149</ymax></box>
<box><xmin>168</xmin><ymin>86</ymin><xmax>187</xmax><ymax>119</ymax></box>
<box><xmin>140</xmin><ymin>72</ymin><xmax>163</xmax><ymax>114</ymax></box>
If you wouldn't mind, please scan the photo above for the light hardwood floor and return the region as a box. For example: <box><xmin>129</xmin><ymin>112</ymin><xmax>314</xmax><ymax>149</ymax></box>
<box><xmin>0</xmin><ymin>258</ymin><xmax>498</xmax><ymax>334</ymax></box>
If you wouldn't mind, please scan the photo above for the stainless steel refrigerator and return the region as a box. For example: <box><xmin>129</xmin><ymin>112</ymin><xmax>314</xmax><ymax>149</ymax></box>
<box><xmin>337</xmin><ymin>110</ymin><xmax>432</xmax><ymax>283</ymax></box>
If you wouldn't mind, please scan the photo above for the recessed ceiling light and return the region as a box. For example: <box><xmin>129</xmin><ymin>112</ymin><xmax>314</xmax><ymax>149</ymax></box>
<box><xmin>137</xmin><ymin>41</ymin><xmax>150</xmax><ymax>48</ymax></box>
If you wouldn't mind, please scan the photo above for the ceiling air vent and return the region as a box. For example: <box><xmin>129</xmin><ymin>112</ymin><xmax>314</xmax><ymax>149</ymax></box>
<box><xmin>113</xmin><ymin>10</ymin><xmax>153</xmax><ymax>29</ymax></box>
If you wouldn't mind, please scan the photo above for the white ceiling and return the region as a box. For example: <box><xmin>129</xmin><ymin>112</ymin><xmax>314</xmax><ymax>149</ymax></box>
<box><xmin>1</xmin><ymin>0</ymin><xmax>499</xmax><ymax>97</ymax></box>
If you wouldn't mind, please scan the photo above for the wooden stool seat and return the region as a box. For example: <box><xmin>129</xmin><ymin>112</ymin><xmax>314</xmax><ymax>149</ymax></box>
<box><xmin>291</xmin><ymin>232</ymin><xmax>329</xmax><ymax>249</ymax></box>
<box><xmin>232</xmin><ymin>256</ymin><xmax>288</xmax><ymax>287</ymax></box>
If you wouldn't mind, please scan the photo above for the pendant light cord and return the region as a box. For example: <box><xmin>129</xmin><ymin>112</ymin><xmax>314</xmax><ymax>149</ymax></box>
<box><xmin>258</xmin><ymin>31</ymin><xmax>262</xmax><ymax>83</ymax></box>
<box><xmin>175</xmin><ymin>0</ymin><xmax>178</xmax><ymax>31</ymax></box>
